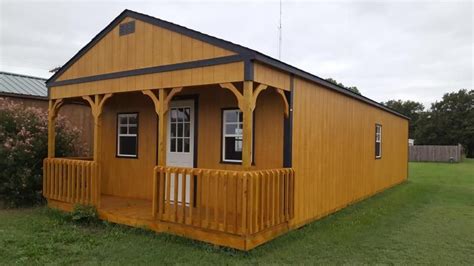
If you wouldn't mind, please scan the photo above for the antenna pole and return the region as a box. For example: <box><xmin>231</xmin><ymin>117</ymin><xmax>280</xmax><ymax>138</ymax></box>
<box><xmin>278</xmin><ymin>0</ymin><xmax>282</xmax><ymax>60</ymax></box>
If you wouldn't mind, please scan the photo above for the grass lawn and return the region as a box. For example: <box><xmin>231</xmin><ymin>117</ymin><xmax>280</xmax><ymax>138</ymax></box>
<box><xmin>1</xmin><ymin>160</ymin><xmax>473</xmax><ymax>264</ymax></box>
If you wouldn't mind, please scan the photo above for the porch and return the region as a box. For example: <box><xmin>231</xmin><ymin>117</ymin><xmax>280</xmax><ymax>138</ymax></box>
<box><xmin>44</xmin><ymin>157</ymin><xmax>294</xmax><ymax>250</ymax></box>
<box><xmin>45</xmin><ymin>76</ymin><xmax>294</xmax><ymax>249</ymax></box>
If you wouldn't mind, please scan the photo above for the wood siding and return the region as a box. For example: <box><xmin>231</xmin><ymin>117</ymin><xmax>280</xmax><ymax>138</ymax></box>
<box><xmin>56</xmin><ymin>17</ymin><xmax>235</xmax><ymax>82</ymax></box>
<box><xmin>99</xmin><ymin>86</ymin><xmax>285</xmax><ymax>199</ymax></box>
<box><xmin>291</xmin><ymin>77</ymin><xmax>408</xmax><ymax>227</ymax></box>
<box><xmin>100</xmin><ymin>92</ymin><xmax>157</xmax><ymax>199</ymax></box>
<box><xmin>49</xmin><ymin>62</ymin><xmax>244</xmax><ymax>99</ymax></box>
<box><xmin>253</xmin><ymin>62</ymin><xmax>291</xmax><ymax>91</ymax></box>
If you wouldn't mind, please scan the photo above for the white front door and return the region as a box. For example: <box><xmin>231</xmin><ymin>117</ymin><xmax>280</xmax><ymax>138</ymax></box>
<box><xmin>166</xmin><ymin>100</ymin><xmax>194</xmax><ymax>204</ymax></box>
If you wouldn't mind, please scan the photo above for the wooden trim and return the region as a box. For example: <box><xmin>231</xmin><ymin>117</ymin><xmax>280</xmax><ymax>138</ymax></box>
<box><xmin>283</xmin><ymin>79</ymin><xmax>293</xmax><ymax>168</ymax></box>
<box><xmin>244</xmin><ymin>59</ymin><xmax>254</xmax><ymax>81</ymax></box>
<box><xmin>48</xmin><ymin>55</ymin><xmax>245</xmax><ymax>87</ymax></box>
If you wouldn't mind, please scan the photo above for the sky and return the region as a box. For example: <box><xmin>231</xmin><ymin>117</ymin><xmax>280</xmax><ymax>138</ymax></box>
<box><xmin>0</xmin><ymin>0</ymin><xmax>472</xmax><ymax>107</ymax></box>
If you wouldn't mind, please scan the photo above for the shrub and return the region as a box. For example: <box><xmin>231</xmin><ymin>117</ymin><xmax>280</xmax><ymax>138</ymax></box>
<box><xmin>70</xmin><ymin>204</ymin><xmax>99</xmax><ymax>225</ymax></box>
<box><xmin>0</xmin><ymin>98</ymin><xmax>86</xmax><ymax>207</ymax></box>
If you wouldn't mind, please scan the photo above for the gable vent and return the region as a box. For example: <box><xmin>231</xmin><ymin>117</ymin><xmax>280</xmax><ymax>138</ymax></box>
<box><xmin>119</xmin><ymin>21</ymin><xmax>135</xmax><ymax>36</ymax></box>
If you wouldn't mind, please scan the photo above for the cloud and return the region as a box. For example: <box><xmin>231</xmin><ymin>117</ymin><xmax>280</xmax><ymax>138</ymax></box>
<box><xmin>0</xmin><ymin>0</ymin><xmax>471</xmax><ymax>107</ymax></box>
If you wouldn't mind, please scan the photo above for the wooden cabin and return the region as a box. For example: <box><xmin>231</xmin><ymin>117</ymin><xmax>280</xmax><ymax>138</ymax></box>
<box><xmin>43</xmin><ymin>10</ymin><xmax>409</xmax><ymax>250</ymax></box>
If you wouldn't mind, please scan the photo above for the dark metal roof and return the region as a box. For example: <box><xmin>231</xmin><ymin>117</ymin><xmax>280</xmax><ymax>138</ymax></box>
<box><xmin>0</xmin><ymin>71</ymin><xmax>47</xmax><ymax>98</ymax></box>
<box><xmin>46</xmin><ymin>9</ymin><xmax>409</xmax><ymax>120</ymax></box>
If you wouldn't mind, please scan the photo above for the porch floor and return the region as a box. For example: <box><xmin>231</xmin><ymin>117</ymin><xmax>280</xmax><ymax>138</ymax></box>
<box><xmin>49</xmin><ymin>194</ymin><xmax>290</xmax><ymax>250</ymax></box>
<box><xmin>99</xmin><ymin>195</ymin><xmax>154</xmax><ymax>228</ymax></box>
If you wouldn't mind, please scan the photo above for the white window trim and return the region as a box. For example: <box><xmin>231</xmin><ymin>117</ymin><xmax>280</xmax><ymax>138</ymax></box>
<box><xmin>375</xmin><ymin>124</ymin><xmax>382</xmax><ymax>159</ymax></box>
<box><xmin>117</xmin><ymin>113</ymin><xmax>138</xmax><ymax>157</ymax></box>
<box><xmin>222</xmin><ymin>109</ymin><xmax>243</xmax><ymax>163</ymax></box>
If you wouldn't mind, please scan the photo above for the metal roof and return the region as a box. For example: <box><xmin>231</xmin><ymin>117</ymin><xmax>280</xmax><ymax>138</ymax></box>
<box><xmin>0</xmin><ymin>71</ymin><xmax>48</xmax><ymax>98</ymax></box>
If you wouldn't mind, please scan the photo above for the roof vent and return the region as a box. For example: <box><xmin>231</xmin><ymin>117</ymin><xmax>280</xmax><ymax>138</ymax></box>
<box><xmin>119</xmin><ymin>21</ymin><xmax>135</xmax><ymax>36</ymax></box>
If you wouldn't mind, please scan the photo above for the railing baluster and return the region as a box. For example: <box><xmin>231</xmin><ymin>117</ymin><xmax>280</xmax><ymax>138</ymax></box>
<box><xmin>87</xmin><ymin>162</ymin><xmax>92</xmax><ymax>204</ymax></box>
<box><xmin>205</xmin><ymin>170</ymin><xmax>210</xmax><ymax>229</ymax></box>
<box><xmin>181</xmin><ymin>169</ymin><xmax>186</xmax><ymax>224</ymax></box>
<box><xmin>223</xmin><ymin>171</ymin><xmax>228</xmax><ymax>232</ymax></box>
<box><xmin>241</xmin><ymin>172</ymin><xmax>248</xmax><ymax>235</ymax></box>
<box><xmin>66</xmin><ymin>161</ymin><xmax>71</xmax><ymax>202</ymax></box>
<box><xmin>213</xmin><ymin>171</ymin><xmax>219</xmax><ymax>230</ymax></box>
<box><xmin>188</xmin><ymin>169</ymin><xmax>194</xmax><ymax>225</ymax></box>
<box><xmin>248</xmin><ymin>172</ymin><xmax>254</xmax><ymax>234</ymax></box>
<box><xmin>173</xmin><ymin>168</ymin><xmax>179</xmax><ymax>222</ymax></box>
<box><xmin>165</xmin><ymin>168</ymin><xmax>171</xmax><ymax>221</ymax></box>
<box><xmin>81</xmin><ymin>163</ymin><xmax>85</xmax><ymax>204</ymax></box>
<box><xmin>152</xmin><ymin>166</ymin><xmax>158</xmax><ymax>218</ymax></box>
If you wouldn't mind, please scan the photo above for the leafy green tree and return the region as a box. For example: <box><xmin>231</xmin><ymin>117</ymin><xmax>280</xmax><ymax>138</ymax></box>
<box><xmin>381</xmin><ymin>100</ymin><xmax>425</xmax><ymax>138</ymax></box>
<box><xmin>325</xmin><ymin>78</ymin><xmax>361</xmax><ymax>94</ymax></box>
<box><xmin>415</xmin><ymin>89</ymin><xmax>474</xmax><ymax>157</ymax></box>
<box><xmin>0</xmin><ymin>98</ymin><xmax>86</xmax><ymax>207</ymax></box>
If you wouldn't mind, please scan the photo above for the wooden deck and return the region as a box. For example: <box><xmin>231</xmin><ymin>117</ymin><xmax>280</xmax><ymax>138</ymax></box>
<box><xmin>48</xmin><ymin>194</ymin><xmax>291</xmax><ymax>250</ymax></box>
<box><xmin>99</xmin><ymin>195</ymin><xmax>154</xmax><ymax>228</ymax></box>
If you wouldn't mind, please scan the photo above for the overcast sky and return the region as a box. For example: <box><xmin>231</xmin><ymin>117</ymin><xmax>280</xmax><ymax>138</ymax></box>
<box><xmin>0</xmin><ymin>0</ymin><xmax>472</xmax><ymax>107</ymax></box>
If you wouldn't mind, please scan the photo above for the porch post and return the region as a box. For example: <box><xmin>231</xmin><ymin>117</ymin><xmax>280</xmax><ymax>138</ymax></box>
<box><xmin>143</xmin><ymin>87</ymin><xmax>181</xmax><ymax>218</ymax></box>
<box><xmin>83</xmin><ymin>94</ymin><xmax>112</xmax><ymax>208</ymax></box>
<box><xmin>242</xmin><ymin>81</ymin><xmax>254</xmax><ymax>169</ymax></box>
<box><xmin>47</xmin><ymin>99</ymin><xmax>63</xmax><ymax>158</ymax></box>
<box><xmin>157</xmin><ymin>89</ymin><xmax>168</xmax><ymax>166</ymax></box>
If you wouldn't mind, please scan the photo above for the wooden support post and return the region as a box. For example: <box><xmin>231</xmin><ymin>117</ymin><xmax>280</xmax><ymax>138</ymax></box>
<box><xmin>47</xmin><ymin>99</ymin><xmax>64</xmax><ymax>158</ymax></box>
<box><xmin>82</xmin><ymin>93</ymin><xmax>112</xmax><ymax>207</ymax></box>
<box><xmin>242</xmin><ymin>81</ymin><xmax>254</xmax><ymax>169</ymax></box>
<box><xmin>158</xmin><ymin>89</ymin><xmax>168</xmax><ymax>166</ymax></box>
<box><xmin>143</xmin><ymin>87</ymin><xmax>181</xmax><ymax>218</ymax></box>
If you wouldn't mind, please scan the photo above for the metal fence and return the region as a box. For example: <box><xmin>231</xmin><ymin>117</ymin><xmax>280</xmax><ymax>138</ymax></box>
<box><xmin>409</xmin><ymin>144</ymin><xmax>463</xmax><ymax>162</ymax></box>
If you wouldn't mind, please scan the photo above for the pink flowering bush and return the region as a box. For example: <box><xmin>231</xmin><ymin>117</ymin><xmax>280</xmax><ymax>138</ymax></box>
<box><xmin>0</xmin><ymin>98</ymin><xmax>86</xmax><ymax>207</ymax></box>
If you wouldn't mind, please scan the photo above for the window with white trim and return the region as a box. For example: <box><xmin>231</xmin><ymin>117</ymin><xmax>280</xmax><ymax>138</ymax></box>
<box><xmin>375</xmin><ymin>124</ymin><xmax>382</xmax><ymax>159</ymax></box>
<box><xmin>169</xmin><ymin>107</ymin><xmax>191</xmax><ymax>153</ymax></box>
<box><xmin>222</xmin><ymin>109</ymin><xmax>243</xmax><ymax>162</ymax></box>
<box><xmin>117</xmin><ymin>113</ymin><xmax>138</xmax><ymax>157</ymax></box>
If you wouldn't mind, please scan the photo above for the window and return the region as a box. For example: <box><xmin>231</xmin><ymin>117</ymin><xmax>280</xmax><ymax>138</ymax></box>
<box><xmin>222</xmin><ymin>109</ymin><xmax>243</xmax><ymax>162</ymax></box>
<box><xmin>117</xmin><ymin>113</ymin><xmax>138</xmax><ymax>157</ymax></box>
<box><xmin>375</xmin><ymin>124</ymin><xmax>382</xmax><ymax>159</ymax></box>
<box><xmin>169</xmin><ymin>107</ymin><xmax>191</xmax><ymax>153</ymax></box>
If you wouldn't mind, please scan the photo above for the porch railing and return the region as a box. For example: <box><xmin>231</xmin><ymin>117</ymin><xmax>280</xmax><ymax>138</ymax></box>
<box><xmin>43</xmin><ymin>158</ymin><xmax>99</xmax><ymax>205</ymax></box>
<box><xmin>153</xmin><ymin>166</ymin><xmax>294</xmax><ymax>236</ymax></box>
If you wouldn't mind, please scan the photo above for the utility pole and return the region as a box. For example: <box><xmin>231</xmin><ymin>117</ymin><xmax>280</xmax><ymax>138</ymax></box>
<box><xmin>278</xmin><ymin>0</ymin><xmax>282</xmax><ymax>60</ymax></box>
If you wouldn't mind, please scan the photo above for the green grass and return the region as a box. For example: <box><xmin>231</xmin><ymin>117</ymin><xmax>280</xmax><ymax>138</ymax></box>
<box><xmin>1</xmin><ymin>160</ymin><xmax>473</xmax><ymax>264</ymax></box>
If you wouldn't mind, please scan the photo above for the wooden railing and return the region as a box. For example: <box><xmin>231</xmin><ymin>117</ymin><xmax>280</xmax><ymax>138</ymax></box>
<box><xmin>43</xmin><ymin>158</ymin><xmax>99</xmax><ymax>205</ymax></box>
<box><xmin>153</xmin><ymin>166</ymin><xmax>294</xmax><ymax>236</ymax></box>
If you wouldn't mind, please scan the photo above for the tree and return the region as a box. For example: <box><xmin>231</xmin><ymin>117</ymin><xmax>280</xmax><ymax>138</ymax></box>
<box><xmin>0</xmin><ymin>99</ymin><xmax>86</xmax><ymax>207</ymax></box>
<box><xmin>415</xmin><ymin>89</ymin><xmax>474</xmax><ymax>157</ymax></box>
<box><xmin>381</xmin><ymin>100</ymin><xmax>425</xmax><ymax>138</ymax></box>
<box><xmin>325</xmin><ymin>78</ymin><xmax>361</xmax><ymax>94</ymax></box>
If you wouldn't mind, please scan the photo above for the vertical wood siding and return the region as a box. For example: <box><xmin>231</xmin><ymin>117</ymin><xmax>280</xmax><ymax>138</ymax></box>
<box><xmin>253</xmin><ymin>62</ymin><xmax>291</xmax><ymax>91</ymax></box>
<box><xmin>49</xmin><ymin>62</ymin><xmax>244</xmax><ymax>99</ymax></box>
<box><xmin>291</xmin><ymin>77</ymin><xmax>408</xmax><ymax>227</ymax></box>
<box><xmin>99</xmin><ymin>86</ymin><xmax>285</xmax><ymax>200</ymax></box>
<box><xmin>56</xmin><ymin>17</ymin><xmax>235</xmax><ymax>82</ymax></box>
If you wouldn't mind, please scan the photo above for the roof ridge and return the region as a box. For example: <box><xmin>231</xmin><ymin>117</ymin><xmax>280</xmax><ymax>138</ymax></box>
<box><xmin>0</xmin><ymin>71</ymin><xmax>47</xmax><ymax>81</ymax></box>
